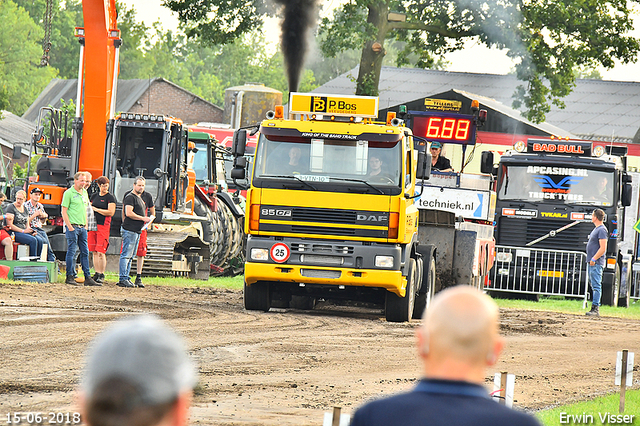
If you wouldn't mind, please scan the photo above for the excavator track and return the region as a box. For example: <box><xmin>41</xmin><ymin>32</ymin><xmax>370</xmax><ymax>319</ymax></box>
<box><xmin>135</xmin><ymin>230</ymin><xmax>210</xmax><ymax>280</ymax></box>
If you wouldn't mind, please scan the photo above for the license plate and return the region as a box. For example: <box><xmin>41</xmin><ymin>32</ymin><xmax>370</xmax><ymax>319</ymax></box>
<box><xmin>537</xmin><ymin>270</ymin><xmax>564</xmax><ymax>278</ymax></box>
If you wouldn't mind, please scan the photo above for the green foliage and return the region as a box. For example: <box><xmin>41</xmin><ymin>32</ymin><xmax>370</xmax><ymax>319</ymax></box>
<box><xmin>0</xmin><ymin>0</ymin><xmax>57</xmax><ymax>115</ymax></box>
<box><xmin>167</xmin><ymin>0</ymin><xmax>640</xmax><ymax>123</ymax></box>
<box><xmin>13</xmin><ymin>155</ymin><xmax>40</xmax><ymax>182</ymax></box>
<box><xmin>536</xmin><ymin>390</ymin><xmax>639</xmax><ymax>425</ymax></box>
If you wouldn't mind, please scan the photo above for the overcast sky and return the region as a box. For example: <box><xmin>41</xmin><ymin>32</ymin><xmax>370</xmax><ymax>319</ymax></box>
<box><xmin>121</xmin><ymin>0</ymin><xmax>640</xmax><ymax>82</ymax></box>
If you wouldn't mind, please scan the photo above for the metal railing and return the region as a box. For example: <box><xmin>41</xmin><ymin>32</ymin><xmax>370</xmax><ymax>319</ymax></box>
<box><xmin>488</xmin><ymin>245</ymin><xmax>589</xmax><ymax>307</ymax></box>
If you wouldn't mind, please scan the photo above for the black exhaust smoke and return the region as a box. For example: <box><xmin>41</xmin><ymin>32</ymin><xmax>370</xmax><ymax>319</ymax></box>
<box><xmin>275</xmin><ymin>0</ymin><xmax>317</xmax><ymax>92</ymax></box>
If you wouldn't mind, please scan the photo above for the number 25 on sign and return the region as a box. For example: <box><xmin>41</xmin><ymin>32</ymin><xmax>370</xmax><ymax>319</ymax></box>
<box><xmin>270</xmin><ymin>243</ymin><xmax>290</xmax><ymax>263</ymax></box>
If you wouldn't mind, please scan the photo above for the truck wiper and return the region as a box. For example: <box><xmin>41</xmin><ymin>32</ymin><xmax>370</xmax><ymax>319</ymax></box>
<box><xmin>330</xmin><ymin>177</ymin><xmax>385</xmax><ymax>195</ymax></box>
<box><xmin>525</xmin><ymin>220</ymin><xmax>581</xmax><ymax>247</ymax></box>
<box><xmin>260</xmin><ymin>174</ymin><xmax>317</xmax><ymax>190</ymax></box>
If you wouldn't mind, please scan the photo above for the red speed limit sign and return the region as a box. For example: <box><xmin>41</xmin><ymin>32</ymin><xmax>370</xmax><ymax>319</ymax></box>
<box><xmin>270</xmin><ymin>243</ymin><xmax>290</xmax><ymax>263</ymax></box>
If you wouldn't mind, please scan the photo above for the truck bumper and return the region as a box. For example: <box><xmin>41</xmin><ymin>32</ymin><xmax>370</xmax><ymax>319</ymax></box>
<box><xmin>244</xmin><ymin>262</ymin><xmax>407</xmax><ymax>296</ymax></box>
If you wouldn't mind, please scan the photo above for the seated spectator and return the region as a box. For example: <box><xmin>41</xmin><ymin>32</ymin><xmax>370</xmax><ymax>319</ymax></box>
<box><xmin>0</xmin><ymin>192</ymin><xmax>13</xmax><ymax>260</ymax></box>
<box><xmin>6</xmin><ymin>190</ymin><xmax>42</xmax><ymax>258</ymax></box>
<box><xmin>350</xmin><ymin>286</ymin><xmax>541</xmax><ymax>426</ymax></box>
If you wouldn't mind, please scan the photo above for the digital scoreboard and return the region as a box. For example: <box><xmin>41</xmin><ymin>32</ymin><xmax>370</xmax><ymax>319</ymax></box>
<box><xmin>410</xmin><ymin>111</ymin><xmax>477</xmax><ymax>145</ymax></box>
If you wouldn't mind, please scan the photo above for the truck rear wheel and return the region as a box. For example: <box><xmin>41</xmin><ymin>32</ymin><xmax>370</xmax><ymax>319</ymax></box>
<box><xmin>386</xmin><ymin>258</ymin><xmax>417</xmax><ymax>322</ymax></box>
<box><xmin>244</xmin><ymin>281</ymin><xmax>271</xmax><ymax>312</ymax></box>
<box><xmin>413</xmin><ymin>256</ymin><xmax>435</xmax><ymax>319</ymax></box>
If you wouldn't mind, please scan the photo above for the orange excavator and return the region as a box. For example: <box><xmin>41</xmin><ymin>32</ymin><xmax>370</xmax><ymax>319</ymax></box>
<box><xmin>26</xmin><ymin>0</ymin><xmax>214</xmax><ymax>279</ymax></box>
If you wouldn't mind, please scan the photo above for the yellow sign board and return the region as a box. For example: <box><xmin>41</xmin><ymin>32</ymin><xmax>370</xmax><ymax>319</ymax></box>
<box><xmin>537</xmin><ymin>270</ymin><xmax>564</xmax><ymax>278</ymax></box>
<box><xmin>289</xmin><ymin>93</ymin><xmax>379</xmax><ymax>118</ymax></box>
<box><xmin>424</xmin><ymin>98</ymin><xmax>462</xmax><ymax>112</ymax></box>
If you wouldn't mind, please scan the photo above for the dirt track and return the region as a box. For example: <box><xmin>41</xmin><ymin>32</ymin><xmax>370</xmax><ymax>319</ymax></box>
<box><xmin>1</xmin><ymin>281</ymin><xmax>639</xmax><ymax>425</ymax></box>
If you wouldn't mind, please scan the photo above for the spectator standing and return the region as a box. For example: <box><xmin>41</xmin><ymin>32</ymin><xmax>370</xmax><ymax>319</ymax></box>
<box><xmin>350</xmin><ymin>286</ymin><xmax>541</xmax><ymax>426</ymax></box>
<box><xmin>24</xmin><ymin>187</ymin><xmax>56</xmax><ymax>261</ymax></box>
<box><xmin>586</xmin><ymin>208</ymin><xmax>608</xmax><ymax>317</ymax></box>
<box><xmin>118</xmin><ymin>176</ymin><xmax>152</xmax><ymax>288</ymax></box>
<box><xmin>88</xmin><ymin>176</ymin><xmax>116</xmax><ymax>284</ymax></box>
<box><xmin>122</xmin><ymin>188</ymin><xmax>154</xmax><ymax>288</ymax></box>
<box><xmin>6</xmin><ymin>190</ymin><xmax>42</xmax><ymax>258</ymax></box>
<box><xmin>0</xmin><ymin>192</ymin><xmax>14</xmax><ymax>260</ymax></box>
<box><xmin>430</xmin><ymin>142</ymin><xmax>453</xmax><ymax>172</ymax></box>
<box><xmin>61</xmin><ymin>172</ymin><xmax>99</xmax><ymax>286</ymax></box>
<box><xmin>79</xmin><ymin>315</ymin><xmax>197</xmax><ymax>426</ymax></box>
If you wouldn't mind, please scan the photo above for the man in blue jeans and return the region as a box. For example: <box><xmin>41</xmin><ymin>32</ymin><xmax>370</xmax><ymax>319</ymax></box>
<box><xmin>586</xmin><ymin>208</ymin><xmax>608</xmax><ymax>316</ymax></box>
<box><xmin>119</xmin><ymin>176</ymin><xmax>152</xmax><ymax>288</ymax></box>
<box><xmin>61</xmin><ymin>172</ymin><xmax>99</xmax><ymax>286</ymax></box>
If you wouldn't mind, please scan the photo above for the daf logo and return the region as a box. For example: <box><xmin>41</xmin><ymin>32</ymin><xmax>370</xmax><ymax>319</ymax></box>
<box><xmin>357</xmin><ymin>214</ymin><xmax>387</xmax><ymax>222</ymax></box>
<box><xmin>261</xmin><ymin>209</ymin><xmax>292</xmax><ymax>217</ymax></box>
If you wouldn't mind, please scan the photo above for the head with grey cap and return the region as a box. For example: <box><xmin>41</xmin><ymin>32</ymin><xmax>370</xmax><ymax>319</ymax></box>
<box><xmin>80</xmin><ymin>315</ymin><xmax>197</xmax><ymax>426</ymax></box>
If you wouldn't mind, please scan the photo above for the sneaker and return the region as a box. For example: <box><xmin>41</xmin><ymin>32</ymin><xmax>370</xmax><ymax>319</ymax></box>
<box><xmin>65</xmin><ymin>275</ymin><xmax>80</xmax><ymax>286</ymax></box>
<box><xmin>84</xmin><ymin>276</ymin><xmax>102</xmax><ymax>287</ymax></box>
<box><xmin>117</xmin><ymin>280</ymin><xmax>135</xmax><ymax>288</ymax></box>
<box><xmin>94</xmin><ymin>273</ymin><xmax>105</xmax><ymax>284</ymax></box>
<box><xmin>135</xmin><ymin>275</ymin><xmax>145</xmax><ymax>288</ymax></box>
<box><xmin>585</xmin><ymin>304</ymin><xmax>600</xmax><ymax>316</ymax></box>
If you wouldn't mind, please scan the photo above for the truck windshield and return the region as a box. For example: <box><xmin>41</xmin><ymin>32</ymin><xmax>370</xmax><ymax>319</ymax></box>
<box><xmin>497</xmin><ymin>165</ymin><xmax>614</xmax><ymax>206</ymax></box>
<box><xmin>192</xmin><ymin>142</ymin><xmax>209</xmax><ymax>183</ymax></box>
<box><xmin>253</xmin><ymin>134</ymin><xmax>401</xmax><ymax>188</ymax></box>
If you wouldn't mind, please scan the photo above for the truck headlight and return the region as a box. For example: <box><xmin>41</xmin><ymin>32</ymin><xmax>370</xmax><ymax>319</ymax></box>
<box><xmin>375</xmin><ymin>255</ymin><xmax>394</xmax><ymax>268</ymax></box>
<box><xmin>496</xmin><ymin>252</ymin><xmax>513</xmax><ymax>263</ymax></box>
<box><xmin>251</xmin><ymin>248</ymin><xmax>269</xmax><ymax>261</ymax></box>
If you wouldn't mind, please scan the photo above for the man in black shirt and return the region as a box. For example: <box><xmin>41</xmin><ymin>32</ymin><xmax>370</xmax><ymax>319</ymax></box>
<box><xmin>118</xmin><ymin>177</ymin><xmax>152</xmax><ymax>288</ymax></box>
<box><xmin>350</xmin><ymin>286</ymin><xmax>541</xmax><ymax>426</ymax></box>
<box><xmin>431</xmin><ymin>141</ymin><xmax>453</xmax><ymax>172</ymax></box>
<box><xmin>122</xmin><ymin>189</ymin><xmax>155</xmax><ymax>288</ymax></box>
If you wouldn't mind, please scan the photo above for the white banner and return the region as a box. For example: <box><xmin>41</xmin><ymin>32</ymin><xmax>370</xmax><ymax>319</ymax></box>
<box><xmin>416</xmin><ymin>186</ymin><xmax>491</xmax><ymax>220</ymax></box>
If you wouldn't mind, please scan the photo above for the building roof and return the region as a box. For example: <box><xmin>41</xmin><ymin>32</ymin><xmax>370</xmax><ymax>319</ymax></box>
<box><xmin>22</xmin><ymin>78</ymin><xmax>222</xmax><ymax>123</ymax></box>
<box><xmin>314</xmin><ymin>66</ymin><xmax>640</xmax><ymax>143</ymax></box>
<box><xmin>0</xmin><ymin>111</ymin><xmax>35</xmax><ymax>154</ymax></box>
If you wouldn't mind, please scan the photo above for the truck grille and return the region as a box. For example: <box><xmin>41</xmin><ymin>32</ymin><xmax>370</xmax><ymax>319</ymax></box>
<box><xmin>293</xmin><ymin>207</ymin><xmax>356</xmax><ymax>224</ymax></box>
<box><xmin>496</xmin><ymin>217</ymin><xmax>593</xmax><ymax>251</ymax></box>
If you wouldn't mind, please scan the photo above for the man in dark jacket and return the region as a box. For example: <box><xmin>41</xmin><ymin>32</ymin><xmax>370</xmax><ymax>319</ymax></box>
<box><xmin>350</xmin><ymin>286</ymin><xmax>540</xmax><ymax>426</ymax></box>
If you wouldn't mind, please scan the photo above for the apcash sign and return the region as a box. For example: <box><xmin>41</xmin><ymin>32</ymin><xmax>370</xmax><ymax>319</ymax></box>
<box><xmin>289</xmin><ymin>93</ymin><xmax>379</xmax><ymax>118</ymax></box>
<box><xmin>416</xmin><ymin>186</ymin><xmax>491</xmax><ymax>220</ymax></box>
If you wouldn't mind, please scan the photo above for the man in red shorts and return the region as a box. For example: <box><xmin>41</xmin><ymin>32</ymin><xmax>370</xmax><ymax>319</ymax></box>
<box><xmin>88</xmin><ymin>176</ymin><xmax>116</xmax><ymax>283</ymax></box>
<box><xmin>0</xmin><ymin>192</ymin><xmax>13</xmax><ymax>260</ymax></box>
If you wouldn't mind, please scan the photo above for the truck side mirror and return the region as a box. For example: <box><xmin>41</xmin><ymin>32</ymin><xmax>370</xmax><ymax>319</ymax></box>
<box><xmin>480</xmin><ymin>151</ymin><xmax>494</xmax><ymax>174</ymax></box>
<box><xmin>231</xmin><ymin>156</ymin><xmax>247</xmax><ymax>180</ymax></box>
<box><xmin>416</xmin><ymin>152</ymin><xmax>431</xmax><ymax>179</ymax></box>
<box><xmin>622</xmin><ymin>183</ymin><xmax>632</xmax><ymax>206</ymax></box>
<box><xmin>232</xmin><ymin>129</ymin><xmax>247</xmax><ymax>156</ymax></box>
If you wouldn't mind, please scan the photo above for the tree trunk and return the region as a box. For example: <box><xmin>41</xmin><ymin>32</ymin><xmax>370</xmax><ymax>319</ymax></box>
<box><xmin>355</xmin><ymin>1</ymin><xmax>389</xmax><ymax>96</ymax></box>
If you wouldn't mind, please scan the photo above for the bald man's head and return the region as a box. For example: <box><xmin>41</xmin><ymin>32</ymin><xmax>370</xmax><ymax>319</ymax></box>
<box><xmin>418</xmin><ymin>286</ymin><xmax>501</xmax><ymax>369</ymax></box>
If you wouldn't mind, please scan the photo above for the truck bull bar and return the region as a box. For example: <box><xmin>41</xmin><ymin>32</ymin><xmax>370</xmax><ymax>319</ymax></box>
<box><xmin>487</xmin><ymin>245</ymin><xmax>589</xmax><ymax>308</ymax></box>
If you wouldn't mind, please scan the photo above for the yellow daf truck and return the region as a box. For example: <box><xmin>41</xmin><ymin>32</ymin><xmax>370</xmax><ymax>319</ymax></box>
<box><xmin>231</xmin><ymin>93</ymin><xmax>436</xmax><ymax>322</ymax></box>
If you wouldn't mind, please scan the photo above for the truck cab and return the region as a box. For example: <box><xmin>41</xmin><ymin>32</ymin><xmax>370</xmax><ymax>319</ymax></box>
<box><xmin>489</xmin><ymin>139</ymin><xmax>633</xmax><ymax>306</ymax></box>
<box><xmin>233</xmin><ymin>93</ymin><xmax>434</xmax><ymax>322</ymax></box>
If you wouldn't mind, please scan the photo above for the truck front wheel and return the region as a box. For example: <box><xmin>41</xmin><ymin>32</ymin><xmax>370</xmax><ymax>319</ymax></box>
<box><xmin>386</xmin><ymin>258</ymin><xmax>417</xmax><ymax>322</ymax></box>
<box><xmin>244</xmin><ymin>281</ymin><xmax>271</xmax><ymax>312</ymax></box>
<box><xmin>413</xmin><ymin>256</ymin><xmax>436</xmax><ymax>319</ymax></box>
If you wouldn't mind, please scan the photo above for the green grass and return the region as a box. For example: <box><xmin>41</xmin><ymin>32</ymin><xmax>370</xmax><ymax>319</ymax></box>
<box><xmin>492</xmin><ymin>295</ymin><xmax>640</xmax><ymax>320</ymax></box>
<box><xmin>536</xmin><ymin>389</ymin><xmax>639</xmax><ymax>425</ymax></box>
<box><xmin>46</xmin><ymin>272</ymin><xmax>245</xmax><ymax>289</ymax></box>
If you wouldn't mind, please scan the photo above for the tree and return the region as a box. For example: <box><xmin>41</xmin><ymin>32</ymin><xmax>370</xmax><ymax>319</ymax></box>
<box><xmin>165</xmin><ymin>0</ymin><xmax>640</xmax><ymax>123</ymax></box>
<box><xmin>0</xmin><ymin>0</ymin><xmax>57</xmax><ymax>116</ymax></box>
